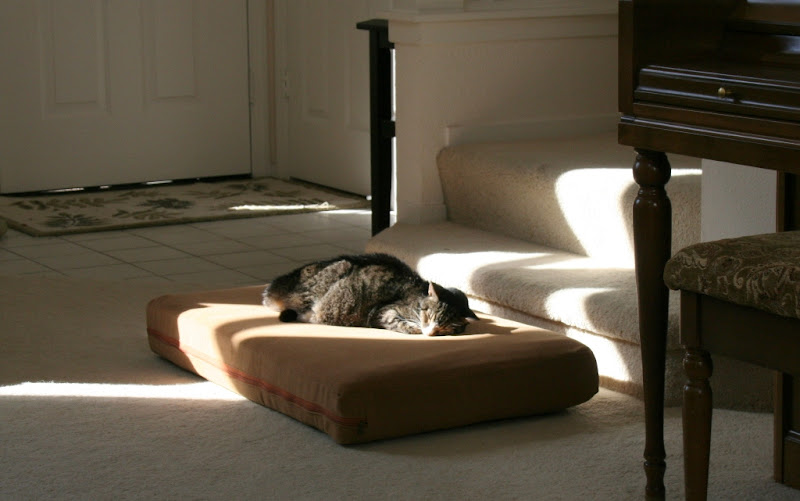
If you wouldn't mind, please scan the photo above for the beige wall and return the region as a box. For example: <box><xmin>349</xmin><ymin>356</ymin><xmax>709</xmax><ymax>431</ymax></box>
<box><xmin>701</xmin><ymin>160</ymin><xmax>777</xmax><ymax>241</ymax></box>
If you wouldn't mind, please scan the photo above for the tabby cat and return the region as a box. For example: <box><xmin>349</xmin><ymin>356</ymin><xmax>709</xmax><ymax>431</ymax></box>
<box><xmin>262</xmin><ymin>253</ymin><xmax>478</xmax><ymax>336</ymax></box>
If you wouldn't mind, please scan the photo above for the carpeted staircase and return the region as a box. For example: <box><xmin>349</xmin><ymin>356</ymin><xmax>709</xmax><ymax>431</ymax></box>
<box><xmin>367</xmin><ymin>133</ymin><xmax>773</xmax><ymax>408</ymax></box>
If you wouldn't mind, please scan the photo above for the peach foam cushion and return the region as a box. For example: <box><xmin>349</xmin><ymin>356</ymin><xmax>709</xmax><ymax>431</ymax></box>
<box><xmin>146</xmin><ymin>286</ymin><xmax>599</xmax><ymax>444</ymax></box>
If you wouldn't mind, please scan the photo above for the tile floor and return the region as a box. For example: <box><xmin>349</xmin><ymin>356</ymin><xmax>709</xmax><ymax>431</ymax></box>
<box><xmin>0</xmin><ymin>209</ymin><xmax>374</xmax><ymax>287</ymax></box>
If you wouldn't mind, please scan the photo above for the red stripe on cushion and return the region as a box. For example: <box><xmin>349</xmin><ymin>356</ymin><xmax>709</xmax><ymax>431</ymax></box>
<box><xmin>147</xmin><ymin>327</ymin><xmax>365</xmax><ymax>428</ymax></box>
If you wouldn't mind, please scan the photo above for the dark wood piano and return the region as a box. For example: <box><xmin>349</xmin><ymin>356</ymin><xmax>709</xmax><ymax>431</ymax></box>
<box><xmin>618</xmin><ymin>0</ymin><xmax>800</xmax><ymax>498</ymax></box>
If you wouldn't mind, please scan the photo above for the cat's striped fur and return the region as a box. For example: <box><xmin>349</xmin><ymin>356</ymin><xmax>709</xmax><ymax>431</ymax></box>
<box><xmin>263</xmin><ymin>253</ymin><xmax>477</xmax><ymax>336</ymax></box>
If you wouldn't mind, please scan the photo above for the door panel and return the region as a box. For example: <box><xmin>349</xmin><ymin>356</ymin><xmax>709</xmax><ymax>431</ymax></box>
<box><xmin>285</xmin><ymin>0</ymin><xmax>383</xmax><ymax>196</ymax></box>
<box><xmin>0</xmin><ymin>0</ymin><xmax>251</xmax><ymax>193</ymax></box>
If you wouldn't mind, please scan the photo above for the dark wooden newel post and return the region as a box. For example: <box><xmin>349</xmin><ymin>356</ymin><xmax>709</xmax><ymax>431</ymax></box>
<box><xmin>356</xmin><ymin>19</ymin><xmax>394</xmax><ymax>236</ymax></box>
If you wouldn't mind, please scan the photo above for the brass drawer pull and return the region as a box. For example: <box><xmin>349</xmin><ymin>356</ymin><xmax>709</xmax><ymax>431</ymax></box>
<box><xmin>717</xmin><ymin>87</ymin><xmax>734</xmax><ymax>98</ymax></box>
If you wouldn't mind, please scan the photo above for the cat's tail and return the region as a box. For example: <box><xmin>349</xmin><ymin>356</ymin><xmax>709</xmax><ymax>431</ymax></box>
<box><xmin>279</xmin><ymin>309</ymin><xmax>298</xmax><ymax>322</ymax></box>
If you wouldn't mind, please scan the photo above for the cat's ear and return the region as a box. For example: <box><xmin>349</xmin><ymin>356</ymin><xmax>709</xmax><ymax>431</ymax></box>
<box><xmin>428</xmin><ymin>281</ymin><xmax>441</xmax><ymax>300</ymax></box>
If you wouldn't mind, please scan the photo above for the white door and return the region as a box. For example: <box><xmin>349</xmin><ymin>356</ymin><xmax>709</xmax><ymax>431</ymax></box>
<box><xmin>0</xmin><ymin>0</ymin><xmax>251</xmax><ymax>194</ymax></box>
<box><xmin>281</xmin><ymin>0</ymin><xmax>387</xmax><ymax>196</ymax></box>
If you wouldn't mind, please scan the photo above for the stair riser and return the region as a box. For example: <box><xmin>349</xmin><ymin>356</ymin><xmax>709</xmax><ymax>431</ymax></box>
<box><xmin>437</xmin><ymin>137</ymin><xmax>701</xmax><ymax>263</ymax></box>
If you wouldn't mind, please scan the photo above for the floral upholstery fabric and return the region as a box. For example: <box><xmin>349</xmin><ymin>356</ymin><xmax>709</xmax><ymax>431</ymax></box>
<box><xmin>664</xmin><ymin>231</ymin><xmax>800</xmax><ymax>320</ymax></box>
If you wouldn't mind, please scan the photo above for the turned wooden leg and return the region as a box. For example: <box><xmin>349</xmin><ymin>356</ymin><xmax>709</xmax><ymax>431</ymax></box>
<box><xmin>632</xmin><ymin>149</ymin><xmax>672</xmax><ymax>499</ymax></box>
<box><xmin>683</xmin><ymin>347</ymin><xmax>713</xmax><ymax>501</ymax></box>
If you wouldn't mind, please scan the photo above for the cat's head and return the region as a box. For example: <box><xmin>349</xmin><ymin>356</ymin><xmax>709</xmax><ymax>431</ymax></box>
<box><xmin>418</xmin><ymin>282</ymin><xmax>479</xmax><ymax>336</ymax></box>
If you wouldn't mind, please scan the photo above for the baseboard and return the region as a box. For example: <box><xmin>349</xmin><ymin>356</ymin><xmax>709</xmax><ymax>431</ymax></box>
<box><xmin>445</xmin><ymin>113</ymin><xmax>619</xmax><ymax>146</ymax></box>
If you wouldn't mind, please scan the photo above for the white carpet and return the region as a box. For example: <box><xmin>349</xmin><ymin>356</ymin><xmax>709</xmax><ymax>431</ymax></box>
<box><xmin>1</xmin><ymin>275</ymin><xmax>798</xmax><ymax>500</ymax></box>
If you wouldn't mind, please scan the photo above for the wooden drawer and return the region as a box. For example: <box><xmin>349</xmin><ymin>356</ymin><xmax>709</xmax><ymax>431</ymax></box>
<box><xmin>635</xmin><ymin>61</ymin><xmax>800</xmax><ymax>123</ymax></box>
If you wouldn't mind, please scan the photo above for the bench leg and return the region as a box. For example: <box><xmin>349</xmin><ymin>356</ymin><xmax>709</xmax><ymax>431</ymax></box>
<box><xmin>683</xmin><ymin>347</ymin><xmax>713</xmax><ymax>501</ymax></box>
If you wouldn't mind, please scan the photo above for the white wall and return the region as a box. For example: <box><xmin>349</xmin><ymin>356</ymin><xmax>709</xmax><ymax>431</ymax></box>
<box><xmin>383</xmin><ymin>2</ymin><xmax>618</xmax><ymax>223</ymax></box>
<box><xmin>701</xmin><ymin>160</ymin><xmax>777</xmax><ymax>241</ymax></box>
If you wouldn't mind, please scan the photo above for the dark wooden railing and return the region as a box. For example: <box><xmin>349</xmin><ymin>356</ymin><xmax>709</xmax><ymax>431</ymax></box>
<box><xmin>356</xmin><ymin>19</ymin><xmax>394</xmax><ymax>236</ymax></box>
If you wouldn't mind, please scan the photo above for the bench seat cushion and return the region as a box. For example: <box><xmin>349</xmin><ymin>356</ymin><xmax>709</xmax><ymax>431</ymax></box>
<box><xmin>146</xmin><ymin>286</ymin><xmax>598</xmax><ymax>444</ymax></box>
<box><xmin>665</xmin><ymin>231</ymin><xmax>800</xmax><ymax>320</ymax></box>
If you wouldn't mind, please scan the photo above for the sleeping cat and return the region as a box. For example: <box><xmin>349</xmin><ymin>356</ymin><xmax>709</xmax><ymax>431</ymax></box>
<box><xmin>262</xmin><ymin>253</ymin><xmax>478</xmax><ymax>336</ymax></box>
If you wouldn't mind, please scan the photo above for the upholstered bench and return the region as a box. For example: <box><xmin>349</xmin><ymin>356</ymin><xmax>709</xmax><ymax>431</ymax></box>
<box><xmin>664</xmin><ymin>231</ymin><xmax>800</xmax><ymax>498</ymax></box>
<box><xmin>146</xmin><ymin>285</ymin><xmax>599</xmax><ymax>444</ymax></box>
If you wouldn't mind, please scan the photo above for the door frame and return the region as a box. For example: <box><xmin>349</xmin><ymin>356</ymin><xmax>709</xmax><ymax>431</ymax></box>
<box><xmin>248</xmin><ymin>0</ymin><xmax>274</xmax><ymax>179</ymax></box>
<box><xmin>272</xmin><ymin>0</ymin><xmax>290</xmax><ymax>181</ymax></box>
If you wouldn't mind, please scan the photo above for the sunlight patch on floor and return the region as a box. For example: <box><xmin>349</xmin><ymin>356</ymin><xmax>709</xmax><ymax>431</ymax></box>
<box><xmin>228</xmin><ymin>204</ymin><xmax>329</xmax><ymax>211</ymax></box>
<box><xmin>0</xmin><ymin>381</ymin><xmax>245</xmax><ymax>400</ymax></box>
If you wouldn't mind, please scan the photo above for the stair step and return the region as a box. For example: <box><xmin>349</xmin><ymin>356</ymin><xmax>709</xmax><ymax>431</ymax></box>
<box><xmin>437</xmin><ymin>133</ymin><xmax>701</xmax><ymax>265</ymax></box>
<box><xmin>366</xmin><ymin>134</ymin><xmax>774</xmax><ymax>407</ymax></box>
<box><xmin>367</xmin><ymin>221</ymin><xmax>650</xmax><ymax>347</ymax></box>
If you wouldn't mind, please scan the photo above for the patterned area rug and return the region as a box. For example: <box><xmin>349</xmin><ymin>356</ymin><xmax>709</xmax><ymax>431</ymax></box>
<box><xmin>0</xmin><ymin>177</ymin><xmax>369</xmax><ymax>236</ymax></box>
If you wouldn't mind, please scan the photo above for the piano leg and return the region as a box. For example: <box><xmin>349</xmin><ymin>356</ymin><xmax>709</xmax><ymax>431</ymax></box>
<box><xmin>632</xmin><ymin>148</ymin><xmax>672</xmax><ymax>499</ymax></box>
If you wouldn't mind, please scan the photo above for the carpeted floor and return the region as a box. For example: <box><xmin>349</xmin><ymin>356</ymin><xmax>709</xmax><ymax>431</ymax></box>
<box><xmin>0</xmin><ymin>177</ymin><xmax>368</xmax><ymax>237</ymax></box>
<box><xmin>1</xmin><ymin>275</ymin><xmax>799</xmax><ymax>500</ymax></box>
